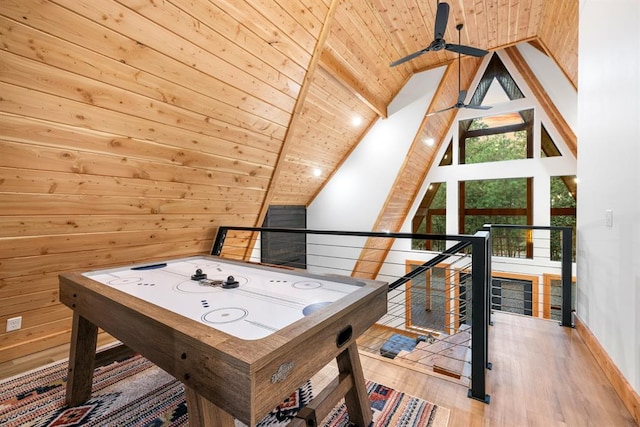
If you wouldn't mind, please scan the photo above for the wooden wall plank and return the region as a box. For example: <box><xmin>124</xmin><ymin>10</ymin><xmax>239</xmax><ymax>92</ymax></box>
<box><xmin>0</xmin><ymin>228</ymin><xmax>215</xmax><ymax>259</ymax></box>
<box><xmin>0</xmin><ymin>193</ymin><xmax>261</xmax><ymax>216</ymax></box>
<box><xmin>0</xmin><ymin>214</ymin><xmax>255</xmax><ymax>238</ymax></box>
<box><xmin>0</xmin><ymin>290</ymin><xmax>59</xmax><ymax>318</ymax></box>
<box><xmin>0</xmin><ymin>137</ymin><xmax>270</xmax><ymax>191</ymax></box>
<box><xmin>0</xmin><ymin>273</ymin><xmax>59</xmax><ymax>299</ymax></box>
<box><xmin>0</xmin><ymin>52</ymin><xmax>285</xmax><ymax>151</ymax></box>
<box><xmin>0</xmin><ymin>240</ymin><xmax>210</xmax><ymax>280</ymax></box>
<box><xmin>0</xmin><ymin>82</ymin><xmax>278</xmax><ymax>172</ymax></box>
<box><xmin>0</xmin><ymin>167</ymin><xmax>264</xmax><ymax>203</ymax></box>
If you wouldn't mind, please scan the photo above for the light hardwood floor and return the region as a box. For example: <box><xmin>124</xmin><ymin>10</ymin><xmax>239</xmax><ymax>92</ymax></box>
<box><xmin>1</xmin><ymin>313</ymin><xmax>636</xmax><ymax>426</ymax></box>
<box><xmin>361</xmin><ymin>312</ymin><xmax>637</xmax><ymax>426</ymax></box>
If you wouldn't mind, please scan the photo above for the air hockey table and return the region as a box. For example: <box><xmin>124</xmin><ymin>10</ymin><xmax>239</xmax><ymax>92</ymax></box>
<box><xmin>59</xmin><ymin>256</ymin><xmax>388</xmax><ymax>426</ymax></box>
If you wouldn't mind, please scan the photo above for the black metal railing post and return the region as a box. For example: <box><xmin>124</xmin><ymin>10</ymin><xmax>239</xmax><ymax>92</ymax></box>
<box><xmin>211</xmin><ymin>227</ymin><xmax>228</xmax><ymax>256</ymax></box>
<box><xmin>482</xmin><ymin>225</ymin><xmax>493</xmax><ymax>326</ymax></box>
<box><xmin>561</xmin><ymin>227</ymin><xmax>573</xmax><ymax>327</ymax></box>
<box><xmin>482</xmin><ymin>224</ymin><xmax>574</xmax><ymax>327</ymax></box>
<box><xmin>468</xmin><ymin>230</ymin><xmax>490</xmax><ymax>403</ymax></box>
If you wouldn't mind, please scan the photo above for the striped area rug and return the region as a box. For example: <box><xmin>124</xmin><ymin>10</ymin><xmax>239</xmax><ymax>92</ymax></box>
<box><xmin>0</xmin><ymin>354</ymin><xmax>449</xmax><ymax>427</ymax></box>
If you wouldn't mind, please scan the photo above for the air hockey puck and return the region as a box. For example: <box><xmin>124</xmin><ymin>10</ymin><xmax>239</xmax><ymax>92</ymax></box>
<box><xmin>222</xmin><ymin>275</ymin><xmax>239</xmax><ymax>289</ymax></box>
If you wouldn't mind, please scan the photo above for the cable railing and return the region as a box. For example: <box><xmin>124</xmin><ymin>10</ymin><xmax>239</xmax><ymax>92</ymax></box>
<box><xmin>482</xmin><ymin>225</ymin><xmax>575</xmax><ymax>327</ymax></box>
<box><xmin>212</xmin><ymin>226</ymin><xmax>491</xmax><ymax>403</ymax></box>
<box><xmin>211</xmin><ymin>224</ymin><xmax>575</xmax><ymax>404</ymax></box>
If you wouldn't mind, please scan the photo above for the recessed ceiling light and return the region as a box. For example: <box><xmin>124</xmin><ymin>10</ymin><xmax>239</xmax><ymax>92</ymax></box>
<box><xmin>351</xmin><ymin>116</ymin><xmax>362</xmax><ymax>126</ymax></box>
<box><xmin>424</xmin><ymin>138</ymin><xmax>435</xmax><ymax>146</ymax></box>
<box><xmin>313</xmin><ymin>168</ymin><xmax>322</xmax><ymax>177</ymax></box>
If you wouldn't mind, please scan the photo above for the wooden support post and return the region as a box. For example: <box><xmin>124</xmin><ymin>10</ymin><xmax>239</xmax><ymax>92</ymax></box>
<box><xmin>336</xmin><ymin>343</ymin><xmax>373</xmax><ymax>427</ymax></box>
<box><xmin>185</xmin><ymin>386</ymin><xmax>235</xmax><ymax>427</ymax></box>
<box><xmin>65</xmin><ymin>312</ymin><xmax>98</xmax><ymax>406</ymax></box>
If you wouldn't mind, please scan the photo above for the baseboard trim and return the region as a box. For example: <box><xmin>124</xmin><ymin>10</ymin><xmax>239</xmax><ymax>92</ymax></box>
<box><xmin>574</xmin><ymin>315</ymin><xmax>640</xmax><ymax>425</ymax></box>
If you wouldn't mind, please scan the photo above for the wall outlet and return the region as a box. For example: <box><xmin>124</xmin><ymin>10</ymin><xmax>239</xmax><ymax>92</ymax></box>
<box><xmin>6</xmin><ymin>316</ymin><xmax>22</xmax><ymax>332</ymax></box>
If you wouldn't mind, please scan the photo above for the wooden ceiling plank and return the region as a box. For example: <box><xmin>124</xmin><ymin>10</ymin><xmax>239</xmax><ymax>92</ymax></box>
<box><xmin>254</xmin><ymin>0</ymin><xmax>342</xmax><ymax>229</ymax></box>
<box><xmin>130</xmin><ymin>0</ymin><xmax>308</xmax><ymax>84</ymax></box>
<box><xmin>0</xmin><ymin>7</ymin><xmax>294</xmax><ymax>129</ymax></box>
<box><xmin>349</xmin><ymin>0</ymin><xmax>409</xmax><ymax>91</ymax></box>
<box><xmin>59</xmin><ymin>0</ymin><xmax>303</xmax><ymax>102</ymax></box>
<box><xmin>527</xmin><ymin>0</ymin><xmax>545</xmax><ymax>40</ymax></box>
<box><xmin>327</xmin><ymin>4</ymin><xmax>397</xmax><ymax>101</ymax></box>
<box><xmin>0</xmin><ymin>16</ymin><xmax>291</xmax><ymax>135</ymax></box>
<box><xmin>319</xmin><ymin>49</ymin><xmax>388</xmax><ymax>118</ymax></box>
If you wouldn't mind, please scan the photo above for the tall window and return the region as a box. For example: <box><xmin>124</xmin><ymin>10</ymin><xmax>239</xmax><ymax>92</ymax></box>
<box><xmin>410</xmin><ymin>52</ymin><xmax>574</xmax><ymax>260</ymax></box>
<box><xmin>550</xmin><ymin>176</ymin><xmax>577</xmax><ymax>261</ymax></box>
<box><xmin>412</xmin><ymin>183</ymin><xmax>446</xmax><ymax>251</ymax></box>
<box><xmin>460</xmin><ymin>177</ymin><xmax>532</xmax><ymax>258</ymax></box>
<box><xmin>459</xmin><ymin>109</ymin><xmax>533</xmax><ymax>164</ymax></box>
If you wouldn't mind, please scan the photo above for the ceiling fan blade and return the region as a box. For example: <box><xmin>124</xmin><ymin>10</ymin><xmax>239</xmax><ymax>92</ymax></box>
<box><xmin>389</xmin><ymin>47</ymin><xmax>431</xmax><ymax>67</ymax></box>
<box><xmin>457</xmin><ymin>90</ymin><xmax>467</xmax><ymax>104</ymax></box>
<box><xmin>464</xmin><ymin>104</ymin><xmax>492</xmax><ymax>110</ymax></box>
<box><xmin>445</xmin><ymin>43</ymin><xmax>489</xmax><ymax>57</ymax></box>
<box><xmin>427</xmin><ymin>105</ymin><xmax>457</xmax><ymax>116</ymax></box>
<box><xmin>434</xmin><ymin>2</ymin><xmax>450</xmax><ymax>40</ymax></box>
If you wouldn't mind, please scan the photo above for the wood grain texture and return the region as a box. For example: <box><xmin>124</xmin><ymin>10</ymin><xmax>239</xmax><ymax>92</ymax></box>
<box><xmin>5</xmin><ymin>312</ymin><xmax>635</xmax><ymax>426</ymax></box>
<box><xmin>0</xmin><ymin>0</ymin><xmax>578</xmax><ymax>362</ymax></box>
<box><xmin>58</xmin><ymin>256</ymin><xmax>388</xmax><ymax>425</ymax></box>
<box><xmin>575</xmin><ymin>315</ymin><xmax>640</xmax><ymax>426</ymax></box>
<box><xmin>361</xmin><ymin>312</ymin><xmax>637</xmax><ymax>426</ymax></box>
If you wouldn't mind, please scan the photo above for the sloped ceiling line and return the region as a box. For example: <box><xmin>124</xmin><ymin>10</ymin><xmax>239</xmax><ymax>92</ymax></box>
<box><xmin>319</xmin><ymin>47</ymin><xmax>388</xmax><ymax>118</ymax></box>
<box><xmin>505</xmin><ymin>46</ymin><xmax>577</xmax><ymax>156</ymax></box>
<box><xmin>244</xmin><ymin>0</ymin><xmax>342</xmax><ymax>260</ymax></box>
<box><xmin>351</xmin><ymin>56</ymin><xmax>484</xmax><ymax>279</ymax></box>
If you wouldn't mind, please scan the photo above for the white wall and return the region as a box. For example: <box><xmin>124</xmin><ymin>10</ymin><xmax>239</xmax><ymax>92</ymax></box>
<box><xmin>308</xmin><ymin>66</ymin><xmax>445</xmax><ymax>232</ymax></box>
<box><xmin>517</xmin><ymin>43</ymin><xmax>578</xmax><ymax>132</ymax></box>
<box><xmin>306</xmin><ymin>67</ymin><xmax>445</xmax><ymax>274</ymax></box>
<box><xmin>577</xmin><ymin>0</ymin><xmax>640</xmax><ymax>394</ymax></box>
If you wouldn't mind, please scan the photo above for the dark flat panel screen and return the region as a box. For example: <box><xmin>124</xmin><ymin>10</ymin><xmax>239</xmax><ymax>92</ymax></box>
<box><xmin>261</xmin><ymin>205</ymin><xmax>306</xmax><ymax>269</ymax></box>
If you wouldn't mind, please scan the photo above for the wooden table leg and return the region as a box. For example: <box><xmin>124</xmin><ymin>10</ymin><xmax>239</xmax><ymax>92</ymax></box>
<box><xmin>336</xmin><ymin>343</ymin><xmax>373</xmax><ymax>427</ymax></box>
<box><xmin>65</xmin><ymin>312</ymin><xmax>98</xmax><ymax>406</ymax></box>
<box><xmin>185</xmin><ymin>386</ymin><xmax>235</xmax><ymax>427</ymax></box>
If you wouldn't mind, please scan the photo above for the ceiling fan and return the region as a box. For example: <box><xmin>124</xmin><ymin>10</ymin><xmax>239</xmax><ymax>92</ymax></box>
<box><xmin>427</xmin><ymin>24</ymin><xmax>492</xmax><ymax>116</ymax></box>
<box><xmin>389</xmin><ymin>1</ymin><xmax>489</xmax><ymax>67</ymax></box>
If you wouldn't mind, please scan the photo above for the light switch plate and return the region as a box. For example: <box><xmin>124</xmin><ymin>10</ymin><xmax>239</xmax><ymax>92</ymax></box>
<box><xmin>605</xmin><ymin>210</ymin><xmax>613</xmax><ymax>227</ymax></box>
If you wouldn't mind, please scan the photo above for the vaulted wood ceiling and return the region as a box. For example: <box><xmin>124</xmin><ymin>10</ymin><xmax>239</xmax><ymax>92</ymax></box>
<box><xmin>0</xmin><ymin>0</ymin><xmax>578</xmax><ymax>360</ymax></box>
<box><xmin>264</xmin><ymin>0</ymin><xmax>578</xmax><ymax>221</ymax></box>
<box><xmin>1</xmin><ymin>0</ymin><xmax>577</xmax><ymax>225</ymax></box>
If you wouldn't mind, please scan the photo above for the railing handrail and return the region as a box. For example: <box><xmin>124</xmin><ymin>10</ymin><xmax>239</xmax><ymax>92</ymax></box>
<box><xmin>212</xmin><ymin>225</ymin><xmax>492</xmax><ymax>403</ymax></box>
<box><xmin>482</xmin><ymin>224</ymin><xmax>574</xmax><ymax>327</ymax></box>
<box><xmin>212</xmin><ymin>225</ymin><xmax>488</xmax><ymax>256</ymax></box>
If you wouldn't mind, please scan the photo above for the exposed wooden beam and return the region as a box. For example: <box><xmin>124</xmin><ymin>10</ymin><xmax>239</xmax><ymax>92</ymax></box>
<box><xmin>351</xmin><ymin>58</ymin><xmax>483</xmax><ymax>279</ymax></box>
<box><xmin>247</xmin><ymin>0</ymin><xmax>342</xmax><ymax>259</ymax></box>
<box><xmin>319</xmin><ymin>48</ymin><xmax>388</xmax><ymax>118</ymax></box>
<box><xmin>505</xmin><ymin>45</ymin><xmax>577</xmax><ymax>156</ymax></box>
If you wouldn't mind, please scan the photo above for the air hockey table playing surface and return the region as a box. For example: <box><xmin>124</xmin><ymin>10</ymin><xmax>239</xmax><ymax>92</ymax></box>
<box><xmin>82</xmin><ymin>256</ymin><xmax>364</xmax><ymax>340</ymax></box>
<box><xmin>59</xmin><ymin>255</ymin><xmax>388</xmax><ymax>426</ymax></box>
